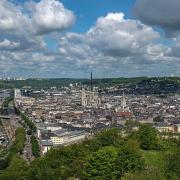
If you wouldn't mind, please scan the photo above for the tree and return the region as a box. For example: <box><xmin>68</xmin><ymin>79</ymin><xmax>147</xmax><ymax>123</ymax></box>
<box><xmin>21</xmin><ymin>113</ymin><xmax>36</xmax><ymax>133</ymax></box>
<box><xmin>0</xmin><ymin>155</ymin><xmax>28</xmax><ymax>180</ymax></box>
<box><xmin>27</xmin><ymin>129</ymin><xmax>32</xmax><ymax>135</ymax></box>
<box><xmin>0</xmin><ymin>127</ymin><xmax>177</xmax><ymax>179</ymax></box>
<box><xmin>0</xmin><ymin>128</ymin><xmax>26</xmax><ymax>170</ymax></box>
<box><xmin>85</xmin><ymin>146</ymin><xmax>119</xmax><ymax>179</ymax></box>
<box><xmin>138</xmin><ymin>124</ymin><xmax>159</xmax><ymax>150</ymax></box>
<box><xmin>116</xmin><ymin>143</ymin><xmax>144</xmax><ymax>177</ymax></box>
<box><xmin>95</xmin><ymin>128</ymin><xmax>122</xmax><ymax>147</ymax></box>
<box><xmin>31</xmin><ymin>136</ymin><xmax>40</xmax><ymax>158</ymax></box>
<box><xmin>85</xmin><ymin>142</ymin><xmax>144</xmax><ymax>179</ymax></box>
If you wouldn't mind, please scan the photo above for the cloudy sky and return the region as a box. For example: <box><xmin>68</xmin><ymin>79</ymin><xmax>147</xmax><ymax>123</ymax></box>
<box><xmin>0</xmin><ymin>0</ymin><xmax>180</xmax><ymax>78</ymax></box>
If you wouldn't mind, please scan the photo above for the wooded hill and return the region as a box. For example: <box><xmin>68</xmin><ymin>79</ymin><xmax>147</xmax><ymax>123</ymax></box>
<box><xmin>0</xmin><ymin>124</ymin><xmax>179</xmax><ymax>180</ymax></box>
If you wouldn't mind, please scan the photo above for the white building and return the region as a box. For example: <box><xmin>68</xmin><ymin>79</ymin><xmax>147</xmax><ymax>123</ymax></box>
<box><xmin>40</xmin><ymin>129</ymin><xmax>89</xmax><ymax>154</ymax></box>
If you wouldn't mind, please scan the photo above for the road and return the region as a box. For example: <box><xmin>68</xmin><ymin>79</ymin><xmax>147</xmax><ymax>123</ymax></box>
<box><xmin>0</xmin><ymin>98</ymin><xmax>34</xmax><ymax>162</ymax></box>
<box><xmin>22</xmin><ymin>134</ymin><xmax>34</xmax><ymax>162</ymax></box>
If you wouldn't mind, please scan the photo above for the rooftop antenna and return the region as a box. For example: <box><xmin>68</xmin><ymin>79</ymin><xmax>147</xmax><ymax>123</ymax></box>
<box><xmin>91</xmin><ymin>70</ymin><xmax>93</xmax><ymax>91</ymax></box>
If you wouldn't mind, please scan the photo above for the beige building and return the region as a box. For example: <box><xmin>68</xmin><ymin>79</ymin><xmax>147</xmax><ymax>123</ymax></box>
<box><xmin>81</xmin><ymin>88</ymin><xmax>101</xmax><ymax>108</ymax></box>
<box><xmin>156</xmin><ymin>125</ymin><xmax>175</xmax><ymax>133</ymax></box>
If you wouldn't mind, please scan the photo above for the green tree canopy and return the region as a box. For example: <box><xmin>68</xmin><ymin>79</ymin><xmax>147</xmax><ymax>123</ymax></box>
<box><xmin>138</xmin><ymin>124</ymin><xmax>160</xmax><ymax>150</ymax></box>
<box><xmin>85</xmin><ymin>146</ymin><xmax>119</xmax><ymax>179</ymax></box>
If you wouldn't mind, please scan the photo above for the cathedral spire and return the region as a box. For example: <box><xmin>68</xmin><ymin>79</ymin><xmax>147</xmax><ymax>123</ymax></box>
<box><xmin>91</xmin><ymin>71</ymin><xmax>93</xmax><ymax>92</ymax></box>
<box><xmin>121</xmin><ymin>89</ymin><xmax>126</xmax><ymax>111</ymax></box>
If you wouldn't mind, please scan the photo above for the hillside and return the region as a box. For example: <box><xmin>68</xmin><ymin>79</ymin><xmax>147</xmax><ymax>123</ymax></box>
<box><xmin>0</xmin><ymin>125</ymin><xmax>179</xmax><ymax>179</ymax></box>
<box><xmin>0</xmin><ymin>77</ymin><xmax>180</xmax><ymax>94</ymax></box>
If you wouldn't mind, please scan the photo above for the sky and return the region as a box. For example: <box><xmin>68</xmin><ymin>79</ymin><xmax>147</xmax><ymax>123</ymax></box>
<box><xmin>0</xmin><ymin>0</ymin><xmax>180</xmax><ymax>78</ymax></box>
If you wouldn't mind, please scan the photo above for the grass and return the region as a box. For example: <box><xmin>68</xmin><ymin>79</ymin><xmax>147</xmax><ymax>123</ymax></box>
<box><xmin>141</xmin><ymin>150</ymin><xmax>166</xmax><ymax>173</ymax></box>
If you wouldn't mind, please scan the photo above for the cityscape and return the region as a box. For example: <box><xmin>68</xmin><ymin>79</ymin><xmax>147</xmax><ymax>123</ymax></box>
<box><xmin>0</xmin><ymin>0</ymin><xmax>180</xmax><ymax>179</ymax></box>
<box><xmin>0</xmin><ymin>74</ymin><xmax>179</xmax><ymax>178</ymax></box>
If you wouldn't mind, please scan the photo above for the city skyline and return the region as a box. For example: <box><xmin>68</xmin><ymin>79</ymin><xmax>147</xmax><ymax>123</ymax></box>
<box><xmin>0</xmin><ymin>0</ymin><xmax>180</xmax><ymax>78</ymax></box>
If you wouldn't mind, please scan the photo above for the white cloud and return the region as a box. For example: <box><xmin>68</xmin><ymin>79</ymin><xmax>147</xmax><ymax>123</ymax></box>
<box><xmin>0</xmin><ymin>0</ymin><xmax>179</xmax><ymax>78</ymax></box>
<box><xmin>31</xmin><ymin>52</ymin><xmax>55</xmax><ymax>62</ymax></box>
<box><xmin>0</xmin><ymin>0</ymin><xmax>75</xmax><ymax>35</ymax></box>
<box><xmin>99</xmin><ymin>13</ymin><xmax>125</xmax><ymax>22</ymax></box>
<box><xmin>86</xmin><ymin>13</ymin><xmax>160</xmax><ymax>57</ymax></box>
<box><xmin>0</xmin><ymin>0</ymin><xmax>29</xmax><ymax>32</ymax></box>
<box><xmin>30</xmin><ymin>0</ymin><xmax>75</xmax><ymax>35</ymax></box>
<box><xmin>146</xmin><ymin>44</ymin><xmax>167</xmax><ymax>57</ymax></box>
<box><xmin>0</xmin><ymin>0</ymin><xmax>75</xmax><ymax>54</ymax></box>
<box><xmin>0</xmin><ymin>0</ymin><xmax>76</xmax><ymax>77</ymax></box>
<box><xmin>58</xmin><ymin>13</ymin><xmax>162</xmax><ymax>62</ymax></box>
<box><xmin>56</xmin><ymin>13</ymin><xmax>180</xmax><ymax>77</ymax></box>
<box><xmin>0</xmin><ymin>39</ymin><xmax>20</xmax><ymax>50</ymax></box>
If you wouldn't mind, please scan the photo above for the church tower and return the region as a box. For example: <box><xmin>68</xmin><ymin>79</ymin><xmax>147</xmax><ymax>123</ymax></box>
<box><xmin>121</xmin><ymin>90</ymin><xmax>127</xmax><ymax>112</ymax></box>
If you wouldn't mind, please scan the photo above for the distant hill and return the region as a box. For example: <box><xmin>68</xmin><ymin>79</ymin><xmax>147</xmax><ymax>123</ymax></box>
<box><xmin>0</xmin><ymin>77</ymin><xmax>180</xmax><ymax>94</ymax></box>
